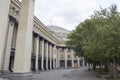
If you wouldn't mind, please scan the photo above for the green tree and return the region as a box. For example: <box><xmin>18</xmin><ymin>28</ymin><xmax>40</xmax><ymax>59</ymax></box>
<box><xmin>66</xmin><ymin>4</ymin><xmax>120</xmax><ymax>77</ymax></box>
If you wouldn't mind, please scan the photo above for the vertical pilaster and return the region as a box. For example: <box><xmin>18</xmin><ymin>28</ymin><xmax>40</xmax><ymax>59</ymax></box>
<box><xmin>9</xmin><ymin>0</ymin><xmax>35</xmax><ymax>80</ymax></box>
<box><xmin>65</xmin><ymin>49</ymin><xmax>67</xmax><ymax>68</ymax></box>
<box><xmin>83</xmin><ymin>58</ymin><xmax>85</xmax><ymax>67</ymax></box>
<box><xmin>51</xmin><ymin>45</ymin><xmax>54</xmax><ymax>69</ymax></box>
<box><xmin>56</xmin><ymin>48</ymin><xmax>59</xmax><ymax>68</ymax></box>
<box><xmin>40</xmin><ymin>39</ymin><xmax>44</xmax><ymax>70</ymax></box>
<box><xmin>87</xmin><ymin>63</ymin><xmax>89</xmax><ymax>67</ymax></box>
<box><xmin>48</xmin><ymin>43</ymin><xmax>50</xmax><ymax>70</ymax></box>
<box><xmin>0</xmin><ymin>0</ymin><xmax>10</xmax><ymax>71</ymax></box>
<box><xmin>35</xmin><ymin>34</ymin><xmax>39</xmax><ymax>72</ymax></box>
<box><xmin>53</xmin><ymin>45</ymin><xmax>56</xmax><ymax>69</ymax></box>
<box><xmin>45</xmin><ymin>41</ymin><xmax>48</xmax><ymax>70</ymax></box>
<box><xmin>72</xmin><ymin>50</ymin><xmax>74</xmax><ymax>68</ymax></box>
<box><xmin>3</xmin><ymin>16</ymin><xmax>16</xmax><ymax>74</ymax></box>
<box><xmin>56</xmin><ymin>48</ymin><xmax>58</xmax><ymax>68</ymax></box>
<box><xmin>55</xmin><ymin>46</ymin><xmax>57</xmax><ymax>69</ymax></box>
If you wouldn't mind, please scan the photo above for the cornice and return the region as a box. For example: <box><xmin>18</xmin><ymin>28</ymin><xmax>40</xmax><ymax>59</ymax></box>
<box><xmin>33</xmin><ymin>16</ymin><xmax>59</xmax><ymax>44</ymax></box>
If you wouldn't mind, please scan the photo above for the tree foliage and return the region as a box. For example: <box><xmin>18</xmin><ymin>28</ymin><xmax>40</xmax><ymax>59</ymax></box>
<box><xmin>66</xmin><ymin>4</ymin><xmax>120</xmax><ymax>77</ymax></box>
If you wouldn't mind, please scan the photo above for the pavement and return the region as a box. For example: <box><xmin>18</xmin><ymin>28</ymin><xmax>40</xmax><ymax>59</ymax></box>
<box><xmin>33</xmin><ymin>68</ymin><xmax>106</xmax><ymax>80</ymax></box>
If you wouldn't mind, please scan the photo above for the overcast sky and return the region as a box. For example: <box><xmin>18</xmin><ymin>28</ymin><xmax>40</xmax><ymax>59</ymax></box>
<box><xmin>34</xmin><ymin>0</ymin><xmax>120</xmax><ymax>31</ymax></box>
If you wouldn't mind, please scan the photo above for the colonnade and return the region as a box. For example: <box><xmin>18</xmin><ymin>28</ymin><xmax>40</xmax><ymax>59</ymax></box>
<box><xmin>31</xmin><ymin>33</ymin><xmax>57</xmax><ymax>72</ymax></box>
<box><xmin>63</xmin><ymin>57</ymin><xmax>85</xmax><ymax>68</ymax></box>
<box><xmin>58</xmin><ymin>48</ymin><xmax>85</xmax><ymax>68</ymax></box>
<box><xmin>1</xmin><ymin>16</ymin><xmax>57</xmax><ymax>77</ymax></box>
<box><xmin>0</xmin><ymin>0</ymin><xmax>85</xmax><ymax>80</ymax></box>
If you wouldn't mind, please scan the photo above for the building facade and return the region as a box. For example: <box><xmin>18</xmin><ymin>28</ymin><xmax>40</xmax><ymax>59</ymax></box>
<box><xmin>0</xmin><ymin>0</ymin><xmax>85</xmax><ymax>80</ymax></box>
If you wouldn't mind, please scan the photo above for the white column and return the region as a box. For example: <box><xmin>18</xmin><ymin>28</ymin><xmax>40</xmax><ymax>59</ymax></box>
<box><xmin>87</xmin><ymin>63</ymin><xmax>89</xmax><ymax>67</ymax></box>
<box><xmin>40</xmin><ymin>39</ymin><xmax>44</xmax><ymax>70</ymax></box>
<box><xmin>65</xmin><ymin>49</ymin><xmax>67</xmax><ymax>68</ymax></box>
<box><xmin>72</xmin><ymin>50</ymin><xmax>74</xmax><ymax>68</ymax></box>
<box><xmin>0</xmin><ymin>0</ymin><xmax>10</xmax><ymax>71</ymax></box>
<box><xmin>72</xmin><ymin>60</ymin><xmax>74</xmax><ymax>68</ymax></box>
<box><xmin>51</xmin><ymin>45</ymin><xmax>54</xmax><ymax>69</ymax></box>
<box><xmin>56</xmin><ymin>48</ymin><xmax>58</xmax><ymax>68</ymax></box>
<box><xmin>3</xmin><ymin>17</ymin><xmax>15</xmax><ymax>72</ymax></box>
<box><xmin>49</xmin><ymin>44</ymin><xmax>52</xmax><ymax>70</ymax></box>
<box><xmin>48</xmin><ymin>43</ymin><xmax>50</xmax><ymax>69</ymax></box>
<box><xmin>53</xmin><ymin>45</ymin><xmax>56</xmax><ymax>69</ymax></box>
<box><xmin>56</xmin><ymin>48</ymin><xmax>60</xmax><ymax>68</ymax></box>
<box><xmin>13</xmin><ymin>0</ymin><xmax>35</xmax><ymax>73</ymax></box>
<box><xmin>83</xmin><ymin>58</ymin><xmax>85</xmax><ymax>67</ymax></box>
<box><xmin>55</xmin><ymin>46</ymin><xmax>57</xmax><ymax>69</ymax></box>
<box><xmin>35</xmin><ymin>34</ymin><xmax>39</xmax><ymax>71</ymax></box>
<box><xmin>45</xmin><ymin>41</ymin><xmax>48</xmax><ymax>70</ymax></box>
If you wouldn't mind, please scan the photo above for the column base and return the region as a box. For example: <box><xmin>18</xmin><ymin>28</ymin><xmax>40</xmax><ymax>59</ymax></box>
<box><xmin>1</xmin><ymin>70</ymin><xmax>10</xmax><ymax>78</ymax></box>
<box><xmin>0</xmin><ymin>72</ymin><xmax>3</xmax><ymax>80</ymax></box>
<box><xmin>0</xmin><ymin>73</ymin><xmax>2</xmax><ymax>80</ymax></box>
<box><xmin>45</xmin><ymin>68</ymin><xmax>48</xmax><ymax>71</ymax></box>
<box><xmin>9</xmin><ymin>72</ymin><xmax>33</xmax><ymax>80</ymax></box>
<box><xmin>45</xmin><ymin>69</ymin><xmax>50</xmax><ymax>72</ymax></box>
<box><xmin>0</xmin><ymin>72</ymin><xmax>1</xmax><ymax>78</ymax></box>
<box><xmin>41</xmin><ymin>69</ymin><xmax>45</xmax><ymax>71</ymax></box>
<box><xmin>34</xmin><ymin>70</ymin><xmax>40</xmax><ymax>74</ymax></box>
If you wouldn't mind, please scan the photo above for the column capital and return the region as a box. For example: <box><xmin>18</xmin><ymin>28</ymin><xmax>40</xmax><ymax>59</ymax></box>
<box><xmin>56</xmin><ymin>46</ymin><xmax>59</xmax><ymax>49</ymax></box>
<box><xmin>45</xmin><ymin>40</ymin><xmax>48</xmax><ymax>43</ymax></box>
<box><xmin>53</xmin><ymin>45</ymin><xmax>57</xmax><ymax>48</ymax></box>
<box><xmin>48</xmin><ymin>42</ymin><xmax>51</xmax><ymax>45</ymax></box>
<box><xmin>9</xmin><ymin>16</ymin><xmax>17</xmax><ymax>23</ymax></box>
<box><xmin>40</xmin><ymin>37</ymin><xmax>45</xmax><ymax>41</ymax></box>
<box><xmin>52</xmin><ymin>44</ymin><xmax>55</xmax><ymax>47</ymax></box>
<box><xmin>33</xmin><ymin>32</ymin><xmax>39</xmax><ymax>38</ymax></box>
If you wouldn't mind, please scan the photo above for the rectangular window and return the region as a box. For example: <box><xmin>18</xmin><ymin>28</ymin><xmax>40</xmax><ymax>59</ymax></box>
<box><xmin>68</xmin><ymin>55</ymin><xmax>71</xmax><ymax>59</ymax></box>
<box><xmin>60</xmin><ymin>54</ymin><xmax>64</xmax><ymax>59</ymax></box>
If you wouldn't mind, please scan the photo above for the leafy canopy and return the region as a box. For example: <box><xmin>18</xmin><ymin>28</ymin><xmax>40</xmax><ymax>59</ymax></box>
<box><xmin>66</xmin><ymin>4</ymin><xmax>120</xmax><ymax>64</ymax></box>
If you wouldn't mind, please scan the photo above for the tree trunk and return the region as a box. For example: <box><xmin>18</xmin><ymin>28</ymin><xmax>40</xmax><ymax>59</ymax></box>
<box><xmin>112</xmin><ymin>59</ymin><xmax>117</xmax><ymax>78</ymax></box>
<box><xmin>104</xmin><ymin>63</ymin><xmax>108</xmax><ymax>71</ymax></box>
<box><xmin>106</xmin><ymin>62</ymin><xmax>112</xmax><ymax>77</ymax></box>
<box><xmin>88</xmin><ymin>63</ymin><xmax>90</xmax><ymax>71</ymax></box>
<box><xmin>107</xmin><ymin>60</ymin><xmax>117</xmax><ymax>78</ymax></box>
<box><xmin>93</xmin><ymin>64</ymin><xmax>96</xmax><ymax>70</ymax></box>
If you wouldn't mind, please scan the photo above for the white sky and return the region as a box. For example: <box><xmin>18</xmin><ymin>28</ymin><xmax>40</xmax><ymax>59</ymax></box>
<box><xmin>34</xmin><ymin>0</ymin><xmax>120</xmax><ymax>31</ymax></box>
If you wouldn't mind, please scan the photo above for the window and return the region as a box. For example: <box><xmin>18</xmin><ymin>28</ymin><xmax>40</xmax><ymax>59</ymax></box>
<box><xmin>68</xmin><ymin>55</ymin><xmax>71</xmax><ymax>59</ymax></box>
<box><xmin>60</xmin><ymin>54</ymin><xmax>64</xmax><ymax>59</ymax></box>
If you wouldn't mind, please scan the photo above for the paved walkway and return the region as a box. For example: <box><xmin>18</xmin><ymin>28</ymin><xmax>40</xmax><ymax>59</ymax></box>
<box><xmin>33</xmin><ymin>68</ymin><xmax>106</xmax><ymax>80</ymax></box>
